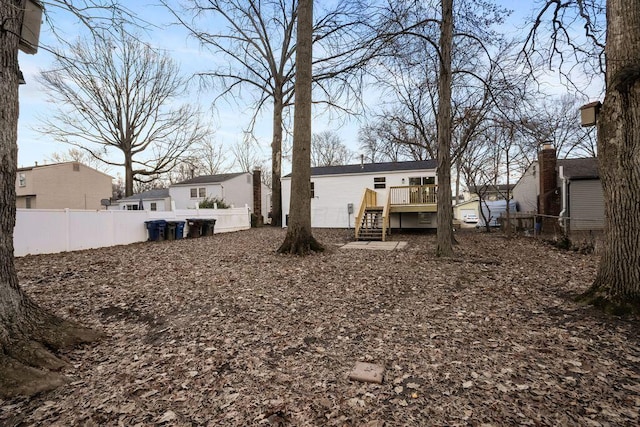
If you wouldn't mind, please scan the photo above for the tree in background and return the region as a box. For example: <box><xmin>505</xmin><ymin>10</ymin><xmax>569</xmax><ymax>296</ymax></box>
<box><xmin>1</xmin><ymin>0</ymin><xmax>136</xmax><ymax>398</ymax></box>
<box><xmin>278</xmin><ymin>0</ymin><xmax>323</xmax><ymax>254</ymax></box>
<box><xmin>311</xmin><ymin>131</ymin><xmax>354</xmax><ymax>166</ymax></box>
<box><xmin>231</xmin><ymin>133</ymin><xmax>267</xmax><ymax>173</ymax></box>
<box><xmin>38</xmin><ymin>29</ymin><xmax>210</xmax><ymax>197</ymax></box>
<box><xmin>166</xmin><ymin>0</ymin><xmax>374</xmax><ymax>226</ymax></box>
<box><xmin>47</xmin><ymin>148</ymin><xmax>108</xmax><ymax>172</ymax></box>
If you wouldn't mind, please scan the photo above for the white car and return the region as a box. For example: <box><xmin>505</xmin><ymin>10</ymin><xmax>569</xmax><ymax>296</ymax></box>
<box><xmin>463</xmin><ymin>213</ymin><xmax>479</xmax><ymax>224</ymax></box>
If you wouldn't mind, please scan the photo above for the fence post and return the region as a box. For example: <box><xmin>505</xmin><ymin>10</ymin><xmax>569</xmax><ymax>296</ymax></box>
<box><xmin>64</xmin><ymin>208</ymin><xmax>70</xmax><ymax>252</ymax></box>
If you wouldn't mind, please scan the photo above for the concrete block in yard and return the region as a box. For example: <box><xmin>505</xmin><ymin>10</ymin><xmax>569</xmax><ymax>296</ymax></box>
<box><xmin>349</xmin><ymin>362</ymin><xmax>384</xmax><ymax>384</ymax></box>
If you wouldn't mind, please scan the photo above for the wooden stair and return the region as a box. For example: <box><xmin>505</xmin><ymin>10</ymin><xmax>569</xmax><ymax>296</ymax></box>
<box><xmin>356</xmin><ymin>206</ymin><xmax>384</xmax><ymax>241</ymax></box>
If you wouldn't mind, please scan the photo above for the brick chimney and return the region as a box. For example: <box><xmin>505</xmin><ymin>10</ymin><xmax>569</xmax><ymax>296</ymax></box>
<box><xmin>252</xmin><ymin>169</ymin><xmax>262</xmax><ymax>225</ymax></box>
<box><xmin>538</xmin><ymin>143</ymin><xmax>560</xmax><ymax>216</ymax></box>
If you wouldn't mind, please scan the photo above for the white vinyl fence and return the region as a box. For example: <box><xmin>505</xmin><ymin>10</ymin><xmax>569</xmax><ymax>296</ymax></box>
<box><xmin>14</xmin><ymin>207</ymin><xmax>251</xmax><ymax>257</ymax></box>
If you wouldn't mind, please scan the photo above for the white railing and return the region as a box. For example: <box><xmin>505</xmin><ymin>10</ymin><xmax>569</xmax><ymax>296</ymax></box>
<box><xmin>14</xmin><ymin>207</ymin><xmax>251</xmax><ymax>257</ymax></box>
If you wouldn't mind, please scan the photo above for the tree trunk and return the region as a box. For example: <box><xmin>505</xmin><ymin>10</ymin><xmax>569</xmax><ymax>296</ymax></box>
<box><xmin>125</xmin><ymin>150</ymin><xmax>134</xmax><ymax>197</ymax></box>
<box><xmin>583</xmin><ymin>0</ymin><xmax>640</xmax><ymax>310</ymax></box>
<box><xmin>277</xmin><ymin>0</ymin><xmax>323</xmax><ymax>255</ymax></box>
<box><xmin>435</xmin><ymin>0</ymin><xmax>454</xmax><ymax>257</ymax></box>
<box><xmin>271</xmin><ymin>90</ymin><xmax>284</xmax><ymax>226</ymax></box>
<box><xmin>1</xmin><ymin>2</ymin><xmax>102</xmax><ymax>398</ymax></box>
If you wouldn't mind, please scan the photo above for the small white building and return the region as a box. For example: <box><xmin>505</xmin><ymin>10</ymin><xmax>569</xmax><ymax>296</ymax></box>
<box><xmin>114</xmin><ymin>188</ymin><xmax>171</xmax><ymax>211</ymax></box>
<box><xmin>281</xmin><ymin>160</ymin><xmax>437</xmax><ymax>229</ymax></box>
<box><xmin>170</xmin><ymin>171</ymin><xmax>270</xmax><ymax>223</ymax></box>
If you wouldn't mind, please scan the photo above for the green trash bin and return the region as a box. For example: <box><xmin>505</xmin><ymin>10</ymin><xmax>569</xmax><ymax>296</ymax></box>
<box><xmin>166</xmin><ymin>221</ymin><xmax>177</xmax><ymax>241</ymax></box>
<box><xmin>203</xmin><ymin>219</ymin><xmax>216</xmax><ymax>236</ymax></box>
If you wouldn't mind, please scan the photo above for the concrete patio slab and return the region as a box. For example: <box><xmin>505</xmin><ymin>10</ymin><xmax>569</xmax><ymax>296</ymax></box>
<box><xmin>340</xmin><ymin>241</ymin><xmax>408</xmax><ymax>250</ymax></box>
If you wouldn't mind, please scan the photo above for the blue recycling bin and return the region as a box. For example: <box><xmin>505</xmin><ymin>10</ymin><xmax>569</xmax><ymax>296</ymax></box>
<box><xmin>145</xmin><ymin>220</ymin><xmax>167</xmax><ymax>241</ymax></box>
<box><xmin>175</xmin><ymin>221</ymin><xmax>185</xmax><ymax>239</ymax></box>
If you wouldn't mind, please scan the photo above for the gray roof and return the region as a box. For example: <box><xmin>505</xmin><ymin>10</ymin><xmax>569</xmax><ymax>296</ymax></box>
<box><xmin>558</xmin><ymin>157</ymin><xmax>599</xmax><ymax>179</ymax></box>
<box><xmin>119</xmin><ymin>188</ymin><xmax>169</xmax><ymax>202</ymax></box>
<box><xmin>284</xmin><ymin>160</ymin><xmax>437</xmax><ymax>178</ymax></box>
<box><xmin>172</xmin><ymin>172</ymin><xmax>245</xmax><ymax>186</ymax></box>
<box><xmin>469</xmin><ymin>184</ymin><xmax>515</xmax><ymax>194</ymax></box>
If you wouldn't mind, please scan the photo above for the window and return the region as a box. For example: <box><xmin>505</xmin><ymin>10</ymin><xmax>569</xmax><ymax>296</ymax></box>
<box><xmin>25</xmin><ymin>197</ymin><xmax>32</xmax><ymax>209</ymax></box>
<box><xmin>198</xmin><ymin>187</ymin><xmax>206</xmax><ymax>198</ymax></box>
<box><xmin>310</xmin><ymin>182</ymin><xmax>315</xmax><ymax>198</ymax></box>
<box><xmin>409</xmin><ymin>176</ymin><xmax>435</xmax><ymax>186</ymax></box>
<box><xmin>126</xmin><ymin>204</ymin><xmax>139</xmax><ymax>210</ymax></box>
<box><xmin>374</xmin><ymin>177</ymin><xmax>386</xmax><ymax>189</ymax></box>
<box><xmin>190</xmin><ymin>188</ymin><xmax>198</xmax><ymax>198</ymax></box>
<box><xmin>18</xmin><ymin>173</ymin><xmax>26</xmax><ymax>187</ymax></box>
<box><xmin>150</xmin><ymin>202</ymin><xmax>157</xmax><ymax>211</ymax></box>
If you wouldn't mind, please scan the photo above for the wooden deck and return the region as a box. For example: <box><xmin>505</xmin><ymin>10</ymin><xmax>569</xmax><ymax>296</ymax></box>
<box><xmin>389</xmin><ymin>185</ymin><xmax>437</xmax><ymax>212</ymax></box>
<box><xmin>355</xmin><ymin>185</ymin><xmax>438</xmax><ymax>241</ymax></box>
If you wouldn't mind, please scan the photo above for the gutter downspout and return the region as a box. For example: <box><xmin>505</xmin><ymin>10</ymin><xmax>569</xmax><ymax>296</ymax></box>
<box><xmin>559</xmin><ymin>165</ymin><xmax>568</xmax><ymax>232</ymax></box>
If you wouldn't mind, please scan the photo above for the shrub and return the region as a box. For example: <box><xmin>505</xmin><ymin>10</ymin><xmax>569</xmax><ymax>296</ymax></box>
<box><xmin>199</xmin><ymin>197</ymin><xmax>230</xmax><ymax>209</ymax></box>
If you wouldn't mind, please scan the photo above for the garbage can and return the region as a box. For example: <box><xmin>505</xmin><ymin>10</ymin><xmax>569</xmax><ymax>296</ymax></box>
<box><xmin>203</xmin><ymin>219</ymin><xmax>216</xmax><ymax>236</ymax></box>
<box><xmin>145</xmin><ymin>221</ymin><xmax>159</xmax><ymax>241</ymax></box>
<box><xmin>155</xmin><ymin>220</ymin><xmax>167</xmax><ymax>241</ymax></box>
<box><xmin>175</xmin><ymin>221</ymin><xmax>185</xmax><ymax>239</ymax></box>
<box><xmin>186</xmin><ymin>219</ymin><xmax>204</xmax><ymax>238</ymax></box>
<box><xmin>145</xmin><ymin>220</ymin><xmax>167</xmax><ymax>241</ymax></box>
<box><xmin>166</xmin><ymin>221</ymin><xmax>177</xmax><ymax>241</ymax></box>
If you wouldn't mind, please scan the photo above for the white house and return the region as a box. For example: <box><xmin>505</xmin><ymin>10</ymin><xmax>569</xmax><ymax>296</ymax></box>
<box><xmin>281</xmin><ymin>160</ymin><xmax>438</xmax><ymax>229</ymax></box>
<box><xmin>114</xmin><ymin>188</ymin><xmax>171</xmax><ymax>211</ymax></box>
<box><xmin>512</xmin><ymin>145</ymin><xmax>603</xmax><ymax>232</ymax></box>
<box><xmin>170</xmin><ymin>171</ymin><xmax>270</xmax><ymax>223</ymax></box>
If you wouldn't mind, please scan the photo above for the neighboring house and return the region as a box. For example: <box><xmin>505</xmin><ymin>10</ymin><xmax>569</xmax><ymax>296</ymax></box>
<box><xmin>453</xmin><ymin>199</ymin><xmax>479</xmax><ymax>222</ymax></box>
<box><xmin>466</xmin><ymin>183</ymin><xmax>515</xmax><ymax>201</ymax></box>
<box><xmin>281</xmin><ymin>160</ymin><xmax>438</xmax><ymax>232</ymax></box>
<box><xmin>512</xmin><ymin>144</ymin><xmax>603</xmax><ymax>232</ymax></box>
<box><xmin>170</xmin><ymin>170</ymin><xmax>270</xmax><ymax>223</ymax></box>
<box><xmin>114</xmin><ymin>188</ymin><xmax>171</xmax><ymax>211</ymax></box>
<box><xmin>16</xmin><ymin>162</ymin><xmax>112</xmax><ymax>210</ymax></box>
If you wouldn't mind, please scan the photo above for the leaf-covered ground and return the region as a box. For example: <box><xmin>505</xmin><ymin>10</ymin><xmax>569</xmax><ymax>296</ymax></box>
<box><xmin>2</xmin><ymin>228</ymin><xmax>640</xmax><ymax>426</ymax></box>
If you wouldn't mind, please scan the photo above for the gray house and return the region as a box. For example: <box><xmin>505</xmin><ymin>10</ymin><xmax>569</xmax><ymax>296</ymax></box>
<box><xmin>512</xmin><ymin>144</ymin><xmax>603</xmax><ymax>232</ymax></box>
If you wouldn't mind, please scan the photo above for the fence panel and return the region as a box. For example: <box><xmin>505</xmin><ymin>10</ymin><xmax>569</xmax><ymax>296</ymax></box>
<box><xmin>14</xmin><ymin>206</ymin><xmax>251</xmax><ymax>257</ymax></box>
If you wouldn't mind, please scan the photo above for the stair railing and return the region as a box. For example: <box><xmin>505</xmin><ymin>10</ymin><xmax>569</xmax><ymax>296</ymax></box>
<box><xmin>381</xmin><ymin>189</ymin><xmax>391</xmax><ymax>241</ymax></box>
<box><xmin>355</xmin><ymin>188</ymin><xmax>378</xmax><ymax>239</ymax></box>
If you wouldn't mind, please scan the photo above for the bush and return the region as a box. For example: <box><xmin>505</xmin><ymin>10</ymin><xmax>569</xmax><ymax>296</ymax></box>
<box><xmin>199</xmin><ymin>197</ymin><xmax>230</xmax><ymax>209</ymax></box>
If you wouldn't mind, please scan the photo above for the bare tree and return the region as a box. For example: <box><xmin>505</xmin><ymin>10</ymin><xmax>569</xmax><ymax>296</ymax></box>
<box><xmin>231</xmin><ymin>134</ymin><xmax>267</xmax><ymax>172</ymax></box>
<box><xmin>521</xmin><ymin>94</ymin><xmax>598</xmax><ymax>159</ymax></box>
<box><xmin>37</xmin><ymin>29</ymin><xmax>210</xmax><ymax>197</ymax></box>
<box><xmin>434</xmin><ymin>0</ymin><xmax>455</xmax><ymax>257</ymax></box>
<box><xmin>526</xmin><ymin>0</ymin><xmax>640</xmax><ymax>308</ymax></box>
<box><xmin>311</xmin><ymin>130</ymin><xmax>354</xmax><ymax>166</ymax></box>
<box><xmin>278</xmin><ymin>0</ymin><xmax>323</xmax><ymax>254</ymax></box>
<box><xmin>47</xmin><ymin>147</ymin><xmax>109</xmax><ymax>172</ymax></box>
<box><xmin>1</xmin><ymin>0</ymin><xmax>139</xmax><ymax>398</ymax></box>
<box><xmin>166</xmin><ymin>0</ymin><xmax>374</xmax><ymax>226</ymax></box>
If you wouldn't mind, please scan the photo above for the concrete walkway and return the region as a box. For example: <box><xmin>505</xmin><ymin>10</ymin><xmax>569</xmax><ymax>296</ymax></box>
<box><xmin>340</xmin><ymin>241</ymin><xmax>408</xmax><ymax>251</ymax></box>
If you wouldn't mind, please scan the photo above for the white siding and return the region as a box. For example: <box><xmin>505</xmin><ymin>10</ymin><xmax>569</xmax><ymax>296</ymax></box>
<box><xmin>170</xmin><ymin>183</ymin><xmax>224</xmax><ymax>209</ymax></box>
<box><xmin>282</xmin><ymin>169</ymin><xmax>436</xmax><ymax>228</ymax></box>
<box><xmin>512</xmin><ymin>161</ymin><xmax>539</xmax><ymax>213</ymax></box>
<box><xmin>569</xmin><ymin>179</ymin><xmax>604</xmax><ymax>230</ymax></box>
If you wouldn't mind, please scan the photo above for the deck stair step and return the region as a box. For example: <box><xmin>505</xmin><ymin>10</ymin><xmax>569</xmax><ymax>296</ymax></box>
<box><xmin>356</xmin><ymin>207</ymin><xmax>385</xmax><ymax>241</ymax></box>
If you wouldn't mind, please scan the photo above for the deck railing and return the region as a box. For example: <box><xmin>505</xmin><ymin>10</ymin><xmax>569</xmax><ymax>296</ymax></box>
<box><xmin>389</xmin><ymin>185</ymin><xmax>437</xmax><ymax>206</ymax></box>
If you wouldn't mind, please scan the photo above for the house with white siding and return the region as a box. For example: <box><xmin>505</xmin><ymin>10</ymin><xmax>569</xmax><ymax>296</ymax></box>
<box><xmin>169</xmin><ymin>171</ymin><xmax>270</xmax><ymax>223</ymax></box>
<box><xmin>281</xmin><ymin>160</ymin><xmax>438</xmax><ymax>238</ymax></box>
<box><xmin>114</xmin><ymin>188</ymin><xmax>171</xmax><ymax>211</ymax></box>
<box><xmin>512</xmin><ymin>145</ymin><xmax>603</xmax><ymax>232</ymax></box>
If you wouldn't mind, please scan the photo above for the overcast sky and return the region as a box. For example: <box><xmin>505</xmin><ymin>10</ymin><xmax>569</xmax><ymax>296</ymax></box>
<box><xmin>16</xmin><ymin>1</ymin><xmax>600</xmax><ymax>176</ymax></box>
